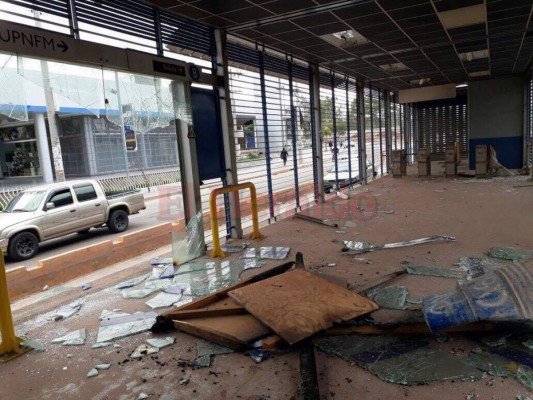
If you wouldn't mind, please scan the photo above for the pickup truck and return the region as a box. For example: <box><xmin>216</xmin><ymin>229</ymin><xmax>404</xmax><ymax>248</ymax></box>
<box><xmin>0</xmin><ymin>180</ymin><xmax>146</xmax><ymax>261</ymax></box>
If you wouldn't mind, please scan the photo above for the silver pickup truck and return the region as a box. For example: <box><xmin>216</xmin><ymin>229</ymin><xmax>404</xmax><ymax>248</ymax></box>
<box><xmin>0</xmin><ymin>180</ymin><xmax>146</xmax><ymax>261</ymax></box>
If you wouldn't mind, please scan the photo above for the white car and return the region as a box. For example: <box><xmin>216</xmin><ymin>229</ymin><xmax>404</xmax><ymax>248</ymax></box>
<box><xmin>324</xmin><ymin>160</ymin><xmax>374</xmax><ymax>192</ymax></box>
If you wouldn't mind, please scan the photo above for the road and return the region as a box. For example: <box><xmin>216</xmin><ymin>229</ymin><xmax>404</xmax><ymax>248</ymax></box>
<box><xmin>4</xmin><ymin>143</ymin><xmax>382</xmax><ymax>271</ymax></box>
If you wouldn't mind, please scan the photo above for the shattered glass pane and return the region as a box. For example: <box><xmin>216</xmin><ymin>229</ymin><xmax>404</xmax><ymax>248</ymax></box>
<box><xmin>116</xmin><ymin>274</ymin><xmax>149</xmax><ymax>290</ymax></box>
<box><xmin>52</xmin><ymin>329</ymin><xmax>86</xmax><ymax>346</ymax></box>
<box><xmin>465</xmin><ymin>351</ymin><xmax>517</xmax><ymax>377</ymax></box>
<box><xmin>517</xmin><ymin>365</ymin><xmax>533</xmax><ymax>389</ymax></box>
<box><xmin>487</xmin><ymin>247</ymin><xmax>532</xmax><ymax>263</ymax></box>
<box><xmin>145</xmin><ymin>292</ymin><xmax>184</xmax><ymax>309</ymax></box>
<box><xmin>366</xmin><ymin>286</ymin><xmax>408</xmax><ymax>310</ymax></box>
<box><xmin>96</xmin><ymin>312</ymin><xmax>158</xmax><ymax>342</ymax></box>
<box><xmin>406</xmin><ymin>266</ymin><xmax>463</xmax><ymax>279</ymax></box>
<box><xmin>240</xmin><ymin>247</ymin><xmax>291</xmax><ymax>260</ymax></box>
<box><xmin>130</xmin><ymin>343</ymin><xmax>159</xmax><ymax>358</ymax></box>
<box><xmin>121</xmin><ymin>288</ymin><xmax>159</xmax><ymax>299</ymax></box>
<box><xmin>221</xmin><ymin>243</ymin><xmax>249</xmax><ymax>253</ymax></box>
<box><xmin>51</xmin><ymin>301</ymin><xmax>83</xmax><ymax>320</ymax></box>
<box><xmin>146</xmin><ymin>337</ymin><xmax>175</xmax><ymax>349</ymax></box>
<box><xmin>194</xmin><ymin>355</ymin><xmax>211</xmax><ymax>368</ymax></box>
<box><xmin>173</xmin><ymin>212</ymin><xmax>205</xmax><ymax>265</ymax></box>
<box><xmin>343</xmin><ymin>241</ymin><xmax>377</xmax><ymax>254</ymax></box>
<box><xmin>196</xmin><ymin>340</ymin><xmax>234</xmax><ymax>358</ymax></box>
<box><xmin>0</xmin><ymin>54</ymin><xmax>28</xmax><ymax>121</ymax></box>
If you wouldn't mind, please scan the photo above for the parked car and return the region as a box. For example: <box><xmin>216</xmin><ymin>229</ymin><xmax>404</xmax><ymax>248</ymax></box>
<box><xmin>324</xmin><ymin>161</ymin><xmax>374</xmax><ymax>193</ymax></box>
<box><xmin>0</xmin><ymin>180</ymin><xmax>146</xmax><ymax>260</ymax></box>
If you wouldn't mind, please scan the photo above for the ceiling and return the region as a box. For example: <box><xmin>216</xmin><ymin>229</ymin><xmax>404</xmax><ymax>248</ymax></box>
<box><xmin>146</xmin><ymin>0</ymin><xmax>533</xmax><ymax>91</ymax></box>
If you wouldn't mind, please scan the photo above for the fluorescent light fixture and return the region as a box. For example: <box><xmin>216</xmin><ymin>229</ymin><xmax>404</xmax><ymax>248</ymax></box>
<box><xmin>439</xmin><ymin>4</ymin><xmax>486</xmax><ymax>30</ymax></box>
<box><xmin>456</xmin><ymin>83</ymin><xmax>468</xmax><ymax>88</ymax></box>
<box><xmin>410</xmin><ymin>78</ymin><xmax>431</xmax><ymax>86</ymax></box>
<box><xmin>320</xmin><ymin>29</ymin><xmax>369</xmax><ymax>48</ymax></box>
<box><xmin>459</xmin><ymin>49</ymin><xmax>488</xmax><ymax>62</ymax></box>
<box><xmin>379</xmin><ymin>62</ymin><xmax>408</xmax><ymax>72</ymax></box>
<box><xmin>468</xmin><ymin>70</ymin><xmax>490</xmax><ymax>78</ymax></box>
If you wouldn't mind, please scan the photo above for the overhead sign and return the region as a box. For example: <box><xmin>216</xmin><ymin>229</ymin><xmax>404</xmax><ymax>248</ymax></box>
<box><xmin>0</xmin><ymin>27</ymin><xmax>69</xmax><ymax>53</ymax></box>
<box><xmin>398</xmin><ymin>84</ymin><xmax>456</xmax><ymax>104</ymax></box>
<box><xmin>188</xmin><ymin>64</ymin><xmax>201</xmax><ymax>81</ymax></box>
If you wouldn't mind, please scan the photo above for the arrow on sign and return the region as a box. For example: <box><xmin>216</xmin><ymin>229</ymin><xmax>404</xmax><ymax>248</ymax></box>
<box><xmin>56</xmin><ymin>40</ymin><xmax>69</xmax><ymax>53</ymax></box>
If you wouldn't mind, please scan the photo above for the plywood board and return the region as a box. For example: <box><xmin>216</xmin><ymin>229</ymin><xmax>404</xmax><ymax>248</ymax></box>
<box><xmin>228</xmin><ymin>269</ymin><xmax>379</xmax><ymax>345</ymax></box>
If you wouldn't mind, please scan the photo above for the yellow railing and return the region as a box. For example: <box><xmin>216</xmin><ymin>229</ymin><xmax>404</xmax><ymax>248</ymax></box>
<box><xmin>0</xmin><ymin>250</ymin><xmax>29</xmax><ymax>362</ymax></box>
<box><xmin>209</xmin><ymin>182</ymin><xmax>264</xmax><ymax>258</ymax></box>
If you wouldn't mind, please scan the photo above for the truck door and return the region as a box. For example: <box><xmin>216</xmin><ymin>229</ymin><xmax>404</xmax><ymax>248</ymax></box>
<box><xmin>73</xmin><ymin>183</ymin><xmax>105</xmax><ymax>228</ymax></box>
<box><xmin>41</xmin><ymin>188</ymin><xmax>79</xmax><ymax>238</ymax></box>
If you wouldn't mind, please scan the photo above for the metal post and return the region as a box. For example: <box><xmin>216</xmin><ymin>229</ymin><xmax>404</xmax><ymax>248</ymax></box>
<box><xmin>356</xmin><ymin>80</ymin><xmax>366</xmax><ymax>183</ymax></box>
<box><xmin>384</xmin><ymin>91</ymin><xmax>392</xmax><ymax>172</ymax></box>
<box><xmin>214</xmin><ymin>29</ymin><xmax>242</xmax><ymax>238</ymax></box>
<box><xmin>0</xmin><ymin>250</ymin><xmax>29</xmax><ymax>362</ymax></box>
<box><xmin>331</xmin><ymin>73</ymin><xmax>339</xmax><ymax>190</ymax></box>
<box><xmin>114</xmin><ymin>71</ymin><xmax>130</xmax><ymax>178</ymax></box>
<box><xmin>370</xmin><ymin>85</ymin><xmax>375</xmax><ymax>178</ymax></box>
<box><xmin>259</xmin><ymin>52</ymin><xmax>275</xmax><ymax>221</ymax></box>
<box><xmin>345</xmin><ymin>76</ymin><xmax>352</xmax><ymax>187</ymax></box>
<box><xmin>66</xmin><ymin>0</ymin><xmax>79</xmax><ymax>39</ymax></box>
<box><xmin>393</xmin><ymin>94</ymin><xmax>398</xmax><ymax>150</ymax></box>
<box><xmin>153</xmin><ymin>7</ymin><xmax>164</xmax><ymax>57</ymax></box>
<box><xmin>378</xmin><ymin>89</ymin><xmax>383</xmax><ymax>176</ymax></box>
<box><xmin>310</xmin><ymin>64</ymin><xmax>325</xmax><ymax>203</ymax></box>
<box><xmin>288</xmin><ymin>62</ymin><xmax>301</xmax><ymax>209</ymax></box>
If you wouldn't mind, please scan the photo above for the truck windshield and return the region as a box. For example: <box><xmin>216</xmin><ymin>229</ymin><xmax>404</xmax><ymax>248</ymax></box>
<box><xmin>4</xmin><ymin>191</ymin><xmax>46</xmax><ymax>212</ymax></box>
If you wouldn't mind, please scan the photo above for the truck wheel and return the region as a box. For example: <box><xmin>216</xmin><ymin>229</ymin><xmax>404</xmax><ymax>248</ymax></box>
<box><xmin>9</xmin><ymin>232</ymin><xmax>39</xmax><ymax>261</ymax></box>
<box><xmin>107</xmin><ymin>210</ymin><xmax>129</xmax><ymax>233</ymax></box>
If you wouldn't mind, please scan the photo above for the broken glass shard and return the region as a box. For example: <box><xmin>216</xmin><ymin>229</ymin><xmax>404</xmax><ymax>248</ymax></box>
<box><xmin>366</xmin><ymin>286</ymin><xmax>408</xmax><ymax>310</ymax></box>
<box><xmin>146</xmin><ymin>337</ymin><xmax>175</xmax><ymax>349</ymax></box>
<box><xmin>21</xmin><ymin>337</ymin><xmax>45</xmax><ymax>352</ymax></box>
<box><xmin>406</xmin><ymin>266</ymin><xmax>463</xmax><ymax>279</ymax></box>
<box><xmin>160</xmin><ymin>264</ymin><xmax>175</xmax><ymax>279</ymax></box>
<box><xmin>99</xmin><ymin>310</ymin><xmax>129</xmax><ymax>321</ymax></box>
<box><xmin>481</xmin><ymin>333</ymin><xmax>511</xmax><ymax>347</ymax></box>
<box><xmin>51</xmin><ymin>301</ymin><xmax>83</xmax><ymax>321</ymax></box>
<box><xmin>194</xmin><ymin>355</ymin><xmax>211</xmax><ymax>368</ymax></box>
<box><xmin>116</xmin><ymin>274</ymin><xmax>149</xmax><ymax>290</ymax></box>
<box><xmin>343</xmin><ymin>241</ymin><xmax>377</xmax><ymax>254</ymax></box>
<box><xmin>91</xmin><ymin>342</ymin><xmax>112</xmax><ymax>349</ymax></box>
<box><xmin>517</xmin><ymin>365</ymin><xmax>533</xmax><ymax>389</ymax></box>
<box><xmin>240</xmin><ymin>247</ymin><xmax>291</xmax><ymax>260</ymax></box>
<box><xmin>164</xmin><ymin>285</ymin><xmax>187</xmax><ymax>294</ymax></box>
<box><xmin>52</xmin><ymin>329</ymin><xmax>86</xmax><ymax>346</ymax></box>
<box><xmin>487</xmin><ymin>247</ymin><xmax>532</xmax><ymax>263</ymax></box>
<box><xmin>172</xmin><ymin>211</ymin><xmax>205</xmax><ymax>265</ymax></box>
<box><xmin>96</xmin><ymin>312</ymin><xmax>158</xmax><ymax>342</ymax></box>
<box><xmin>221</xmin><ymin>243</ymin><xmax>248</xmax><ymax>253</ymax></box>
<box><xmin>121</xmin><ymin>288</ymin><xmax>159</xmax><ymax>299</ymax></box>
<box><xmin>130</xmin><ymin>343</ymin><xmax>159</xmax><ymax>358</ymax></box>
<box><xmin>87</xmin><ymin>368</ymin><xmax>98</xmax><ymax>378</ymax></box>
<box><xmin>145</xmin><ymin>292</ymin><xmax>184</xmax><ymax>309</ymax></box>
<box><xmin>523</xmin><ymin>340</ymin><xmax>533</xmax><ymax>350</ymax></box>
<box><xmin>457</xmin><ymin>257</ymin><xmax>505</xmax><ymax>280</ymax></box>
<box><xmin>196</xmin><ymin>340</ymin><xmax>234</xmax><ymax>358</ymax></box>
<box><xmin>144</xmin><ymin>279</ymin><xmax>174</xmax><ymax>291</ymax></box>
<box><xmin>151</xmin><ymin>257</ymin><xmax>173</xmax><ymax>266</ymax></box>
<box><xmin>465</xmin><ymin>351</ymin><xmax>517</xmax><ymax>377</ymax></box>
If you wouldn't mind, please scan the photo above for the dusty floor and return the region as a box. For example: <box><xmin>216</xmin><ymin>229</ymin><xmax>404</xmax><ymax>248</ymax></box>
<box><xmin>1</xmin><ymin>173</ymin><xmax>533</xmax><ymax>400</ymax></box>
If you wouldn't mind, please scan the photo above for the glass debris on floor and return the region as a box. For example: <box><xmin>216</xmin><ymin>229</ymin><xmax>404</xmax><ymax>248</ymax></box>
<box><xmin>146</xmin><ymin>337</ymin><xmax>175</xmax><ymax>349</ymax></box>
<box><xmin>145</xmin><ymin>292</ymin><xmax>184</xmax><ymax>309</ymax></box>
<box><xmin>423</xmin><ymin>263</ymin><xmax>533</xmax><ymax>332</ymax></box>
<box><xmin>343</xmin><ymin>236</ymin><xmax>455</xmax><ymax>254</ymax></box>
<box><xmin>21</xmin><ymin>337</ymin><xmax>45</xmax><ymax>352</ymax></box>
<box><xmin>487</xmin><ymin>247</ymin><xmax>533</xmax><ymax>263</ymax></box>
<box><xmin>172</xmin><ymin>211</ymin><xmax>205</xmax><ymax>265</ymax></box>
<box><xmin>465</xmin><ymin>350</ymin><xmax>518</xmax><ymax>377</ymax></box>
<box><xmin>193</xmin><ymin>340</ymin><xmax>233</xmax><ymax>368</ymax></box>
<box><xmin>221</xmin><ymin>243</ymin><xmax>249</xmax><ymax>253</ymax></box>
<box><xmin>151</xmin><ymin>257</ymin><xmax>173</xmax><ymax>266</ymax></box>
<box><xmin>91</xmin><ymin>342</ymin><xmax>112</xmax><ymax>349</ymax></box>
<box><xmin>455</xmin><ymin>257</ymin><xmax>505</xmax><ymax>280</ymax></box>
<box><xmin>121</xmin><ymin>288</ymin><xmax>159</xmax><ymax>299</ymax></box>
<box><xmin>365</xmin><ymin>286</ymin><xmax>408</xmax><ymax>310</ymax></box>
<box><xmin>481</xmin><ymin>333</ymin><xmax>512</xmax><ymax>347</ymax></box>
<box><xmin>130</xmin><ymin>343</ymin><xmax>159</xmax><ymax>358</ymax></box>
<box><xmin>406</xmin><ymin>266</ymin><xmax>463</xmax><ymax>279</ymax></box>
<box><xmin>52</xmin><ymin>329</ymin><xmax>86</xmax><ymax>346</ymax></box>
<box><xmin>315</xmin><ymin>335</ymin><xmax>483</xmax><ymax>385</ymax></box>
<box><xmin>99</xmin><ymin>309</ymin><xmax>129</xmax><ymax>321</ymax></box>
<box><xmin>194</xmin><ymin>355</ymin><xmax>212</xmax><ymax>368</ymax></box>
<box><xmin>240</xmin><ymin>247</ymin><xmax>291</xmax><ymax>260</ymax></box>
<box><xmin>517</xmin><ymin>365</ymin><xmax>533</xmax><ymax>389</ymax></box>
<box><xmin>51</xmin><ymin>300</ymin><xmax>83</xmax><ymax>321</ymax></box>
<box><xmin>96</xmin><ymin>311</ymin><xmax>158</xmax><ymax>343</ymax></box>
<box><xmin>116</xmin><ymin>274</ymin><xmax>149</xmax><ymax>290</ymax></box>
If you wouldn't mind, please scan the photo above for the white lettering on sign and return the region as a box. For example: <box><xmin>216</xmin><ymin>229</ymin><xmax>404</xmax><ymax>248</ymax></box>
<box><xmin>0</xmin><ymin>28</ymin><xmax>69</xmax><ymax>53</ymax></box>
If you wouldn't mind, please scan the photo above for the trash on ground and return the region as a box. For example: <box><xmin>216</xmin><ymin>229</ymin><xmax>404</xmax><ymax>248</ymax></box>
<box><xmin>240</xmin><ymin>246</ymin><xmax>291</xmax><ymax>260</ymax></box>
<box><xmin>81</xmin><ymin>283</ymin><xmax>92</xmax><ymax>291</ymax></box>
<box><xmin>91</xmin><ymin>342</ymin><xmax>112</xmax><ymax>349</ymax></box>
<box><xmin>51</xmin><ymin>301</ymin><xmax>83</xmax><ymax>321</ymax></box>
<box><xmin>130</xmin><ymin>343</ymin><xmax>159</xmax><ymax>358</ymax></box>
<box><xmin>406</xmin><ymin>266</ymin><xmax>463</xmax><ymax>279</ymax></box>
<box><xmin>248</xmin><ymin>348</ymin><xmax>270</xmax><ymax>363</ymax></box>
<box><xmin>146</xmin><ymin>292</ymin><xmax>184</xmax><ymax>309</ymax></box>
<box><xmin>52</xmin><ymin>329</ymin><xmax>86</xmax><ymax>345</ymax></box>
<box><xmin>456</xmin><ymin>257</ymin><xmax>505</xmax><ymax>280</ymax></box>
<box><xmin>365</xmin><ymin>286</ymin><xmax>408</xmax><ymax>310</ymax></box>
<box><xmin>294</xmin><ymin>212</ymin><xmax>338</xmax><ymax>228</ymax></box>
<box><xmin>99</xmin><ymin>309</ymin><xmax>129</xmax><ymax>321</ymax></box>
<box><xmin>146</xmin><ymin>337</ymin><xmax>175</xmax><ymax>349</ymax></box>
<box><xmin>21</xmin><ymin>337</ymin><xmax>45</xmax><ymax>352</ymax></box>
<box><xmin>96</xmin><ymin>311</ymin><xmax>158</xmax><ymax>343</ymax></box>
<box><xmin>335</xmin><ymin>230</ymin><xmax>346</xmax><ymax>234</ymax></box>
<box><xmin>322</xmin><ymin>263</ymin><xmax>336</xmax><ymax>267</ymax></box>
<box><xmin>172</xmin><ymin>211</ymin><xmax>204</xmax><ymax>265</ymax></box>
<box><xmin>487</xmin><ymin>247</ymin><xmax>533</xmax><ymax>263</ymax></box>
<box><xmin>42</xmin><ymin>285</ymin><xmax>49</xmax><ymax>291</ymax></box>
<box><xmin>95</xmin><ymin>363</ymin><xmax>110</xmax><ymax>370</ymax></box>
<box><xmin>136</xmin><ymin>392</ymin><xmax>150</xmax><ymax>400</ymax></box>
<box><xmin>423</xmin><ymin>263</ymin><xmax>532</xmax><ymax>332</ymax></box>
<box><xmin>354</xmin><ymin>257</ymin><xmax>372</xmax><ymax>264</ymax></box>
<box><xmin>87</xmin><ymin>368</ymin><xmax>98</xmax><ymax>378</ymax></box>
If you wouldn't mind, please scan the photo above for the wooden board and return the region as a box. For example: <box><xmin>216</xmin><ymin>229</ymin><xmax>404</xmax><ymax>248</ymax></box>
<box><xmin>173</xmin><ymin>314</ymin><xmax>270</xmax><ymax>351</ymax></box>
<box><xmin>228</xmin><ymin>269</ymin><xmax>379</xmax><ymax>345</ymax></box>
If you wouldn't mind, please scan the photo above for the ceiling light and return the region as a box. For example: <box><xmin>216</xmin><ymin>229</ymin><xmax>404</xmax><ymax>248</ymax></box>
<box><xmin>458</xmin><ymin>49</ymin><xmax>488</xmax><ymax>62</ymax></box>
<box><xmin>439</xmin><ymin>4</ymin><xmax>486</xmax><ymax>30</ymax></box>
<box><xmin>320</xmin><ymin>29</ymin><xmax>369</xmax><ymax>48</ymax></box>
<box><xmin>379</xmin><ymin>62</ymin><xmax>408</xmax><ymax>72</ymax></box>
<box><xmin>456</xmin><ymin>83</ymin><xmax>468</xmax><ymax>88</ymax></box>
<box><xmin>410</xmin><ymin>78</ymin><xmax>431</xmax><ymax>86</ymax></box>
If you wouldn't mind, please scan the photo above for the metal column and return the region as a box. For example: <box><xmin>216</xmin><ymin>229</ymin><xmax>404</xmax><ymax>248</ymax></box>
<box><xmin>356</xmin><ymin>80</ymin><xmax>366</xmax><ymax>183</ymax></box>
<box><xmin>310</xmin><ymin>64</ymin><xmax>325</xmax><ymax>203</ymax></box>
<box><xmin>345</xmin><ymin>76</ymin><xmax>353</xmax><ymax>187</ymax></box>
<box><xmin>288</xmin><ymin>62</ymin><xmax>300</xmax><ymax>210</ymax></box>
<box><xmin>369</xmin><ymin>85</ymin><xmax>375</xmax><ymax>178</ymax></box>
<box><xmin>378</xmin><ymin>89</ymin><xmax>383</xmax><ymax>176</ymax></box>
<box><xmin>331</xmin><ymin>73</ymin><xmax>339</xmax><ymax>189</ymax></box>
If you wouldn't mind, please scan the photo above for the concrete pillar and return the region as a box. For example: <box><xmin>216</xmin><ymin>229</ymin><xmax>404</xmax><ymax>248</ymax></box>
<box><xmin>34</xmin><ymin>112</ymin><xmax>53</xmax><ymax>183</ymax></box>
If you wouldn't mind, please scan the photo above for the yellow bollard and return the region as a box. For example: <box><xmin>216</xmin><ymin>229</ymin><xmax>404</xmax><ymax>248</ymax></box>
<box><xmin>0</xmin><ymin>249</ymin><xmax>28</xmax><ymax>362</ymax></box>
<box><xmin>209</xmin><ymin>182</ymin><xmax>265</xmax><ymax>258</ymax></box>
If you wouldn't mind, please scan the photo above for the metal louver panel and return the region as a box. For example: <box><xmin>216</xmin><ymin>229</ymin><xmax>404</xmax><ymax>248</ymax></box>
<box><xmin>418</xmin><ymin>97</ymin><xmax>468</xmax><ymax>159</ymax></box>
<box><xmin>3</xmin><ymin>0</ymin><xmax>69</xmax><ymax>18</ymax></box>
<box><xmin>227</xmin><ymin>42</ymin><xmax>260</xmax><ymax>68</ymax></box>
<box><xmin>159</xmin><ymin>9</ymin><xmax>214</xmax><ymax>56</ymax></box>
